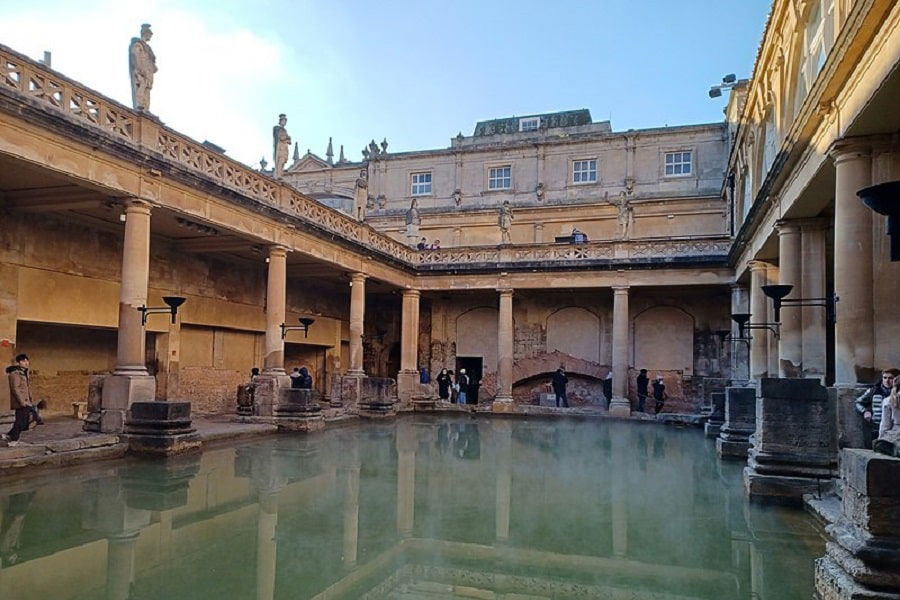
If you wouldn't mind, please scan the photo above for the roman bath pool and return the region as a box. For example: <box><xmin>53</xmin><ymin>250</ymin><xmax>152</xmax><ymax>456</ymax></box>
<box><xmin>1</xmin><ymin>416</ymin><xmax>824</xmax><ymax>599</ymax></box>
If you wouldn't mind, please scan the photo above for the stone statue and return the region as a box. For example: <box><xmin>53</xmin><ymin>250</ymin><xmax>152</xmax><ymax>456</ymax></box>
<box><xmin>615</xmin><ymin>192</ymin><xmax>632</xmax><ymax>239</ymax></box>
<box><xmin>272</xmin><ymin>114</ymin><xmax>291</xmax><ymax>178</ymax></box>
<box><xmin>498</xmin><ymin>200</ymin><xmax>514</xmax><ymax>244</ymax></box>
<box><xmin>129</xmin><ymin>24</ymin><xmax>157</xmax><ymax>112</ymax></box>
<box><xmin>354</xmin><ymin>168</ymin><xmax>368</xmax><ymax>221</ymax></box>
<box><xmin>452</xmin><ymin>188</ymin><xmax>462</xmax><ymax>206</ymax></box>
<box><xmin>405</xmin><ymin>199</ymin><xmax>421</xmax><ymax>242</ymax></box>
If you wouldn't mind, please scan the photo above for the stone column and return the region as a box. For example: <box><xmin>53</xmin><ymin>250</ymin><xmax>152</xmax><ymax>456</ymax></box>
<box><xmin>105</xmin><ymin>533</ymin><xmax>139</xmax><ymax>600</ymax></box>
<box><xmin>0</xmin><ymin>263</ymin><xmax>17</xmax><ymax>426</ymax></box>
<box><xmin>397</xmin><ymin>289</ymin><xmax>420</xmax><ymax>405</ymax></box>
<box><xmin>533</xmin><ymin>223</ymin><xmax>544</xmax><ymax>243</ymax></box>
<box><xmin>831</xmin><ymin>142</ymin><xmax>873</xmax><ymax>385</ymax></box>
<box><xmin>263</xmin><ymin>246</ymin><xmax>288</xmax><ymax>375</ymax></box>
<box><xmin>730</xmin><ymin>284</ymin><xmax>749</xmax><ymax>384</ymax></box>
<box><xmin>765</xmin><ymin>263</ymin><xmax>780</xmax><ymax>378</ymax></box>
<box><xmin>800</xmin><ymin>219</ymin><xmax>827</xmax><ymax>380</ymax></box>
<box><xmin>348</xmin><ymin>273</ymin><xmax>366</xmax><ymax>375</ymax></box>
<box><xmin>100</xmin><ymin>199</ymin><xmax>155</xmax><ymax>433</ymax></box>
<box><xmin>256</xmin><ymin>490</ymin><xmax>279</xmax><ymax>600</ymax></box>
<box><xmin>609</xmin><ymin>286</ymin><xmax>631</xmax><ymax>417</ymax></box>
<box><xmin>155</xmin><ymin>313</ymin><xmax>181</xmax><ymax>401</ymax></box>
<box><xmin>748</xmin><ymin>261</ymin><xmax>769</xmax><ymax>381</ymax></box>
<box><xmin>776</xmin><ymin>220</ymin><xmax>802</xmax><ymax>377</ymax></box>
<box><xmin>396</xmin><ymin>422</ymin><xmax>416</xmax><ymax>538</ymax></box>
<box><xmin>493</xmin><ymin>289</ymin><xmax>515</xmax><ymax>409</ymax></box>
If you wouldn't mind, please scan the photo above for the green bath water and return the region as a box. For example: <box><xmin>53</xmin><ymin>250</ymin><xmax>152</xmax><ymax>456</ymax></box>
<box><xmin>0</xmin><ymin>416</ymin><xmax>824</xmax><ymax>599</ymax></box>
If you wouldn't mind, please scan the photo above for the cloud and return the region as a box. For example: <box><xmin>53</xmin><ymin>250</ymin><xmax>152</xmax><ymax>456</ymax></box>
<box><xmin>0</xmin><ymin>0</ymin><xmax>291</xmax><ymax>166</ymax></box>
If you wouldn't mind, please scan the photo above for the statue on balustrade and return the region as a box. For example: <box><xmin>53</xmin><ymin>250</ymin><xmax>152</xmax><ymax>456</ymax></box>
<box><xmin>129</xmin><ymin>24</ymin><xmax>157</xmax><ymax>112</ymax></box>
<box><xmin>615</xmin><ymin>192</ymin><xmax>633</xmax><ymax>240</ymax></box>
<box><xmin>405</xmin><ymin>199</ymin><xmax>421</xmax><ymax>241</ymax></box>
<box><xmin>498</xmin><ymin>200</ymin><xmax>514</xmax><ymax>244</ymax></box>
<box><xmin>272</xmin><ymin>114</ymin><xmax>291</xmax><ymax>178</ymax></box>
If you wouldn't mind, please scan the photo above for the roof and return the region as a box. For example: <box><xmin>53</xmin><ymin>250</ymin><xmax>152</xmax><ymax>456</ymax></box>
<box><xmin>473</xmin><ymin>109</ymin><xmax>593</xmax><ymax>136</ymax></box>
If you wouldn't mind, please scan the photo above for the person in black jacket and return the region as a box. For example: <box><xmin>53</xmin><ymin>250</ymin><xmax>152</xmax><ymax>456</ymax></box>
<box><xmin>552</xmin><ymin>368</ymin><xmax>569</xmax><ymax>408</ymax></box>
<box><xmin>652</xmin><ymin>375</ymin><xmax>667</xmax><ymax>414</ymax></box>
<box><xmin>456</xmin><ymin>369</ymin><xmax>470</xmax><ymax>405</ymax></box>
<box><xmin>636</xmin><ymin>369</ymin><xmax>649</xmax><ymax>412</ymax></box>
<box><xmin>436</xmin><ymin>368</ymin><xmax>452</xmax><ymax>401</ymax></box>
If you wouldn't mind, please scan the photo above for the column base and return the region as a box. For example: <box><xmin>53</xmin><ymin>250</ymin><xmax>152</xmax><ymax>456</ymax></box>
<box><xmin>716</xmin><ymin>437</ymin><xmax>752</xmax><ymax>460</ymax></box>
<box><xmin>608</xmin><ymin>398</ymin><xmax>631</xmax><ymax>417</ymax></box>
<box><xmin>492</xmin><ymin>396</ymin><xmax>515</xmax><ymax>413</ymax></box>
<box><xmin>124</xmin><ymin>401</ymin><xmax>201</xmax><ymax>456</ymax></box>
<box><xmin>396</xmin><ymin>370</ymin><xmax>419</xmax><ymax>407</ymax></box>
<box><xmin>704</xmin><ymin>421</ymin><xmax>723</xmax><ymax>437</ymax></box>
<box><xmin>743</xmin><ymin>465</ymin><xmax>834</xmax><ymax>506</ymax></box>
<box><xmin>97</xmin><ymin>372</ymin><xmax>156</xmax><ymax>433</ymax></box>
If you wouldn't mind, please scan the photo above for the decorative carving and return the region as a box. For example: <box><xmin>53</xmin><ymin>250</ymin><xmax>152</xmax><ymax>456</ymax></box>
<box><xmin>614</xmin><ymin>192</ymin><xmax>633</xmax><ymax>239</ymax></box>
<box><xmin>498</xmin><ymin>200</ymin><xmax>514</xmax><ymax>244</ymax></box>
<box><xmin>535</xmin><ymin>182</ymin><xmax>545</xmax><ymax>200</ymax></box>
<box><xmin>272</xmin><ymin>114</ymin><xmax>291</xmax><ymax>178</ymax></box>
<box><xmin>129</xmin><ymin>24</ymin><xmax>157</xmax><ymax>112</ymax></box>
<box><xmin>452</xmin><ymin>188</ymin><xmax>462</xmax><ymax>206</ymax></box>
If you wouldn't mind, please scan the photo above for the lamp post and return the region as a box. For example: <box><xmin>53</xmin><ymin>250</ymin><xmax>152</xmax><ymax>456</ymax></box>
<box><xmin>730</xmin><ymin>312</ymin><xmax>780</xmax><ymax>340</ymax></box>
<box><xmin>761</xmin><ymin>284</ymin><xmax>838</xmax><ymax>323</ymax></box>
<box><xmin>857</xmin><ymin>181</ymin><xmax>900</xmax><ymax>261</ymax></box>
<box><xmin>280</xmin><ymin>317</ymin><xmax>315</xmax><ymax>339</ymax></box>
<box><xmin>137</xmin><ymin>296</ymin><xmax>186</xmax><ymax>325</ymax></box>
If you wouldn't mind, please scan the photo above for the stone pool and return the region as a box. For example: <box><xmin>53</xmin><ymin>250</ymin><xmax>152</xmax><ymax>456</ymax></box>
<box><xmin>0</xmin><ymin>416</ymin><xmax>824</xmax><ymax>599</ymax></box>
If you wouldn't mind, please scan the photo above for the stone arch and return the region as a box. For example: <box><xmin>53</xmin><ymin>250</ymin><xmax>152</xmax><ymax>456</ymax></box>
<box><xmin>632</xmin><ymin>305</ymin><xmax>695</xmax><ymax>376</ymax></box>
<box><xmin>546</xmin><ymin>307</ymin><xmax>600</xmax><ymax>364</ymax></box>
<box><xmin>456</xmin><ymin>307</ymin><xmax>498</xmax><ymax>374</ymax></box>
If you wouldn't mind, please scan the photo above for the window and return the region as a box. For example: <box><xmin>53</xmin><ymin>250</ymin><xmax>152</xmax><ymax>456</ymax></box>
<box><xmin>794</xmin><ymin>0</ymin><xmax>835</xmax><ymax>114</ymax></box>
<box><xmin>411</xmin><ymin>172</ymin><xmax>432</xmax><ymax>196</ymax></box>
<box><xmin>664</xmin><ymin>151</ymin><xmax>692</xmax><ymax>176</ymax></box>
<box><xmin>573</xmin><ymin>159</ymin><xmax>597</xmax><ymax>183</ymax></box>
<box><xmin>519</xmin><ymin>117</ymin><xmax>540</xmax><ymax>132</ymax></box>
<box><xmin>762</xmin><ymin>110</ymin><xmax>778</xmax><ymax>175</ymax></box>
<box><xmin>488</xmin><ymin>166</ymin><xmax>512</xmax><ymax>190</ymax></box>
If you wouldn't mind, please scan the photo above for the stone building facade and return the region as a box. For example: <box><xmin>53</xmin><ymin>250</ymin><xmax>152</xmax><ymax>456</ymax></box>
<box><xmin>0</xmin><ymin>0</ymin><xmax>897</xmax><ymax>426</ymax></box>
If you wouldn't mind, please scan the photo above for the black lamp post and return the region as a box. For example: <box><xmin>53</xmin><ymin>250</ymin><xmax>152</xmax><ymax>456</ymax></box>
<box><xmin>761</xmin><ymin>284</ymin><xmax>838</xmax><ymax>323</ymax></box>
<box><xmin>730</xmin><ymin>312</ymin><xmax>780</xmax><ymax>339</ymax></box>
<box><xmin>138</xmin><ymin>296</ymin><xmax>186</xmax><ymax>325</ymax></box>
<box><xmin>857</xmin><ymin>181</ymin><xmax>900</xmax><ymax>261</ymax></box>
<box><xmin>281</xmin><ymin>317</ymin><xmax>315</xmax><ymax>339</ymax></box>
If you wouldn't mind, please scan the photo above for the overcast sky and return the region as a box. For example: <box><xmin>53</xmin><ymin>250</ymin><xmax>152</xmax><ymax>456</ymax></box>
<box><xmin>1</xmin><ymin>0</ymin><xmax>770</xmax><ymax>167</ymax></box>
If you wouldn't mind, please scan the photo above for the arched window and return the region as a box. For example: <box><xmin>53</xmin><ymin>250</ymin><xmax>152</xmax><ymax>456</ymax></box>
<box><xmin>762</xmin><ymin>109</ymin><xmax>778</xmax><ymax>176</ymax></box>
<box><xmin>740</xmin><ymin>167</ymin><xmax>752</xmax><ymax>220</ymax></box>
<box><xmin>794</xmin><ymin>0</ymin><xmax>835</xmax><ymax>114</ymax></box>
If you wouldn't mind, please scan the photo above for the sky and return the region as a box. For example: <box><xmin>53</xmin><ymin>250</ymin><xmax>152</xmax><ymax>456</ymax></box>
<box><xmin>1</xmin><ymin>0</ymin><xmax>771</xmax><ymax>167</ymax></box>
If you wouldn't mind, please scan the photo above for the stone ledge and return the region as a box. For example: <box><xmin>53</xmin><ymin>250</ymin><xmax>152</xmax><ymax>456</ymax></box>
<box><xmin>45</xmin><ymin>434</ymin><xmax>119</xmax><ymax>453</ymax></box>
<box><xmin>0</xmin><ymin>442</ymin><xmax>127</xmax><ymax>471</ymax></box>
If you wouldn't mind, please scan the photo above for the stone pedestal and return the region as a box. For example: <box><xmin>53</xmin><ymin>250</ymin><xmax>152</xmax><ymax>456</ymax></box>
<box><xmin>97</xmin><ymin>373</ymin><xmax>156</xmax><ymax>434</ymax></box>
<box><xmin>357</xmin><ymin>377</ymin><xmax>398</xmax><ymax>419</ymax></box>
<box><xmin>716</xmin><ymin>386</ymin><xmax>756</xmax><ymax>460</ymax></box>
<box><xmin>271</xmin><ymin>388</ymin><xmax>324</xmax><ymax>432</ymax></box>
<box><xmin>124</xmin><ymin>401</ymin><xmax>201</xmax><ymax>456</ymax></box>
<box><xmin>814</xmin><ymin>449</ymin><xmax>900</xmax><ymax>599</ymax></box>
<box><xmin>834</xmin><ymin>385</ymin><xmax>870</xmax><ymax>450</ymax></box>
<box><xmin>744</xmin><ymin>378</ymin><xmax>838</xmax><ymax>505</ymax></box>
<box><xmin>396</xmin><ymin>370</ymin><xmax>419</xmax><ymax>408</ymax></box>
<box><xmin>704</xmin><ymin>392</ymin><xmax>726</xmax><ymax>437</ymax></box>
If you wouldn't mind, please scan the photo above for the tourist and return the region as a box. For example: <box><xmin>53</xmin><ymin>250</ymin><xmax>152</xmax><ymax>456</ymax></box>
<box><xmin>298</xmin><ymin>367</ymin><xmax>313</xmax><ymax>389</ymax></box>
<box><xmin>290</xmin><ymin>367</ymin><xmax>303</xmax><ymax>388</ymax></box>
<box><xmin>250</xmin><ymin>367</ymin><xmax>260</xmax><ymax>381</ymax></box>
<box><xmin>457</xmin><ymin>369</ymin><xmax>469</xmax><ymax>405</ymax></box>
<box><xmin>448</xmin><ymin>370</ymin><xmax>458</xmax><ymax>403</ymax></box>
<box><xmin>879</xmin><ymin>377</ymin><xmax>900</xmax><ymax>438</ymax></box>
<box><xmin>636</xmin><ymin>369</ymin><xmax>649</xmax><ymax>412</ymax></box>
<box><xmin>652</xmin><ymin>375</ymin><xmax>667</xmax><ymax>414</ymax></box>
<box><xmin>603</xmin><ymin>371</ymin><xmax>613</xmax><ymax>406</ymax></box>
<box><xmin>3</xmin><ymin>354</ymin><xmax>34</xmax><ymax>445</ymax></box>
<box><xmin>572</xmin><ymin>227</ymin><xmax>587</xmax><ymax>244</ymax></box>
<box><xmin>856</xmin><ymin>368</ymin><xmax>898</xmax><ymax>442</ymax></box>
<box><xmin>417</xmin><ymin>237</ymin><xmax>428</xmax><ymax>250</ymax></box>
<box><xmin>552</xmin><ymin>367</ymin><xmax>569</xmax><ymax>408</ymax></box>
<box><xmin>431</xmin><ymin>239</ymin><xmax>441</xmax><ymax>250</ymax></box>
<box><xmin>436</xmin><ymin>368</ymin><xmax>452</xmax><ymax>401</ymax></box>
<box><xmin>419</xmin><ymin>367</ymin><xmax>430</xmax><ymax>384</ymax></box>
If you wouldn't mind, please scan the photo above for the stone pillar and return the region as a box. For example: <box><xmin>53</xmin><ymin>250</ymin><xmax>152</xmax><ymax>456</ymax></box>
<box><xmin>716</xmin><ymin>387</ymin><xmax>756</xmax><ymax>460</ymax></box>
<box><xmin>105</xmin><ymin>533</ymin><xmax>139</xmax><ymax>600</ymax></box>
<box><xmin>396</xmin><ymin>422</ymin><xmax>416</xmax><ymax>538</ymax></box>
<box><xmin>776</xmin><ymin>220</ymin><xmax>802</xmax><ymax>377</ymax></box>
<box><xmin>800</xmin><ymin>219</ymin><xmax>827</xmax><ymax>380</ymax></box>
<box><xmin>765</xmin><ymin>263</ymin><xmax>780</xmax><ymax>378</ymax></box>
<box><xmin>533</xmin><ymin>223</ymin><xmax>544</xmax><ymax>243</ymax></box>
<box><xmin>341</xmin><ymin>463</ymin><xmax>360</xmax><ymax>569</ymax></box>
<box><xmin>494</xmin><ymin>420</ymin><xmax>512</xmax><ymax>543</ymax></box>
<box><xmin>397</xmin><ymin>289</ymin><xmax>421</xmax><ymax>405</ymax></box>
<box><xmin>0</xmin><ymin>263</ymin><xmax>17</xmax><ymax>426</ymax></box>
<box><xmin>493</xmin><ymin>289</ymin><xmax>515</xmax><ymax>410</ymax></box>
<box><xmin>264</xmin><ymin>246</ymin><xmax>288</xmax><ymax>375</ymax></box>
<box><xmin>744</xmin><ymin>378</ymin><xmax>837</xmax><ymax>505</ymax></box>
<box><xmin>609</xmin><ymin>286</ymin><xmax>631</xmax><ymax>417</ymax></box>
<box><xmin>256</xmin><ymin>490</ymin><xmax>279</xmax><ymax>600</ymax></box>
<box><xmin>748</xmin><ymin>261</ymin><xmax>769</xmax><ymax>381</ymax></box>
<box><xmin>815</xmin><ymin>450</ymin><xmax>900</xmax><ymax>598</ymax></box>
<box><xmin>99</xmin><ymin>199</ymin><xmax>155</xmax><ymax>433</ymax></box>
<box><xmin>730</xmin><ymin>284</ymin><xmax>749</xmax><ymax>384</ymax></box>
<box><xmin>348</xmin><ymin>273</ymin><xmax>366</xmax><ymax>375</ymax></box>
<box><xmin>155</xmin><ymin>313</ymin><xmax>181</xmax><ymax>401</ymax></box>
<box><xmin>831</xmin><ymin>142</ymin><xmax>873</xmax><ymax>385</ymax></box>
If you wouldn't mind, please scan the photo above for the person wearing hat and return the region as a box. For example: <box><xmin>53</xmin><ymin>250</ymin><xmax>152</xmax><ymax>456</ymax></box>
<box><xmin>3</xmin><ymin>354</ymin><xmax>34</xmax><ymax>445</ymax></box>
<box><xmin>456</xmin><ymin>369</ymin><xmax>469</xmax><ymax>405</ymax></box>
<box><xmin>651</xmin><ymin>374</ymin><xmax>668</xmax><ymax>415</ymax></box>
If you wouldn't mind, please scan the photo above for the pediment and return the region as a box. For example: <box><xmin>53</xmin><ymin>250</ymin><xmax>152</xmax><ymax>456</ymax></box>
<box><xmin>288</xmin><ymin>153</ymin><xmax>330</xmax><ymax>173</ymax></box>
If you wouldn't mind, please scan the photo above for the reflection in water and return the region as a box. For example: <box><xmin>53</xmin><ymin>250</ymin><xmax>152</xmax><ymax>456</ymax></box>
<box><xmin>0</xmin><ymin>417</ymin><xmax>824</xmax><ymax>599</ymax></box>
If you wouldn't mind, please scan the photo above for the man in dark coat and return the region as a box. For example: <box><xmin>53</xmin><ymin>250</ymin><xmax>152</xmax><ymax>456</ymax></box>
<box><xmin>552</xmin><ymin>368</ymin><xmax>569</xmax><ymax>408</ymax></box>
<box><xmin>636</xmin><ymin>369</ymin><xmax>649</xmax><ymax>412</ymax></box>
<box><xmin>652</xmin><ymin>375</ymin><xmax>667</xmax><ymax>414</ymax></box>
<box><xmin>3</xmin><ymin>354</ymin><xmax>33</xmax><ymax>444</ymax></box>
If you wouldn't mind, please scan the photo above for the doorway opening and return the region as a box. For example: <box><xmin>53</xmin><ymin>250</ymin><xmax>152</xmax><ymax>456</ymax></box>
<box><xmin>455</xmin><ymin>356</ymin><xmax>483</xmax><ymax>404</ymax></box>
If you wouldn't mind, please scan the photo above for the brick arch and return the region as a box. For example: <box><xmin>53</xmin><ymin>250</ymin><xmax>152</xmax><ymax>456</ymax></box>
<box><xmin>511</xmin><ymin>350</ymin><xmax>608</xmax><ymax>386</ymax></box>
<box><xmin>632</xmin><ymin>305</ymin><xmax>695</xmax><ymax>376</ymax></box>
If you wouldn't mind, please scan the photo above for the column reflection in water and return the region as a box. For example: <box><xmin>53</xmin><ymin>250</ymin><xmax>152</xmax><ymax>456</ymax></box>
<box><xmin>396</xmin><ymin>421</ymin><xmax>416</xmax><ymax>539</ymax></box>
<box><xmin>609</xmin><ymin>424</ymin><xmax>629</xmax><ymax>558</ymax></box>
<box><xmin>340</xmin><ymin>435</ymin><xmax>361</xmax><ymax>569</ymax></box>
<box><xmin>493</xmin><ymin>419</ymin><xmax>512</xmax><ymax>543</ymax></box>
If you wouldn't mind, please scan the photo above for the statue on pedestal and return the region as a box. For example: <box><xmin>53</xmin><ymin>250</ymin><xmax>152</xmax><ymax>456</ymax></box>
<box><xmin>272</xmin><ymin>114</ymin><xmax>291</xmax><ymax>178</ymax></box>
<box><xmin>615</xmin><ymin>192</ymin><xmax>633</xmax><ymax>240</ymax></box>
<box><xmin>129</xmin><ymin>24</ymin><xmax>157</xmax><ymax>112</ymax></box>
<box><xmin>405</xmin><ymin>199</ymin><xmax>421</xmax><ymax>243</ymax></box>
<box><xmin>498</xmin><ymin>200</ymin><xmax>514</xmax><ymax>244</ymax></box>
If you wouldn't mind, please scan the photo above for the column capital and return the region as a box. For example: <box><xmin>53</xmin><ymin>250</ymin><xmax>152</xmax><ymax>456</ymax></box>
<box><xmin>350</xmin><ymin>272</ymin><xmax>367</xmax><ymax>284</ymax></box>
<box><xmin>122</xmin><ymin>198</ymin><xmax>153</xmax><ymax>214</ymax></box>
<box><xmin>497</xmin><ymin>288</ymin><xmax>514</xmax><ymax>297</ymax></box>
<box><xmin>400</xmin><ymin>289</ymin><xmax>421</xmax><ymax>299</ymax></box>
<box><xmin>775</xmin><ymin>219</ymin><xmax>802</xmax><ymax>235</ymax></box>
<box><xmin>748</xmin><ymin>259</ymin><xmax>770</xmax><ymax>272</ymax></box>
<box><xmin>267</xmin><ymin>245</ymin><xmax>289</xmax><ymax>258</ymax></box>
<box><xmin>828</xmin><ymin>138</ymin><xmax>871</xmax><ymax>164</ymax></box>
<box><xmin>795</xmin><ymin>217</ymin><xmax>829</xmax><ymax>231</ymax></box>
<box><xmin>730</xmin><ymin>283</ymin><xmax>748</xmax><ymax>292</ymax></box>
<box><xmin>612</xmin><ymin>285</ymin><xmax>629</xmax><ymax>294</ymax></box>
<box><xmin>534</xmin><ymin>223</ymin><xmax>544</xmax><ymax>230</ymax></box>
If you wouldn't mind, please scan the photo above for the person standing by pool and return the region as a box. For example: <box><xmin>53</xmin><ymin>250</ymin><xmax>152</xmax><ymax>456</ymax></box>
<box><xmin>436</xmin><ymin>368</ymin><xmax>452</xmax><ymax>401</ymax></box>
<box><xmin>636</xmin><ymin>369</ymin><xmax>649</xmax><ymax>412</ymax></box>
<box><xmin>552</xmin><ymin>368</ymin><xmax>569</xmax><ymax>408</ymax></box>
<box><xmin>3</xmin><ymin>354</ymin><xmax>34</xmax><ymax>445</ymax></box>
<box><xmin>457</xmin><ymin>369</ymin><xmax>469</xmax><ymax>405</ymax></box>
<box><xmin>652</xmin><ymin>375</ymin><xmax>667</xmax><ymax>414</ymax></box>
